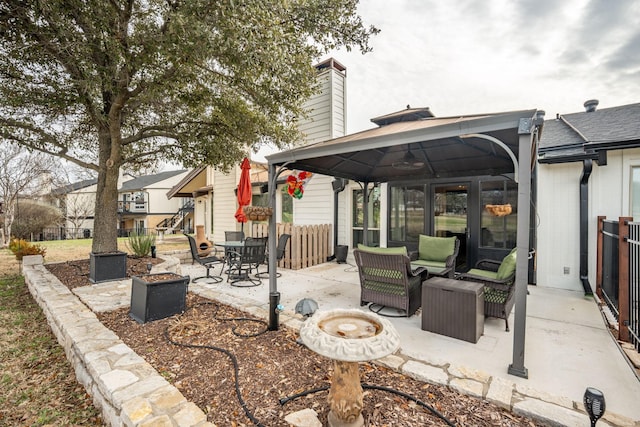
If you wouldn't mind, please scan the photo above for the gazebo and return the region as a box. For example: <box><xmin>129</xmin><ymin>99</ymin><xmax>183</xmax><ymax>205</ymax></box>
<box><xmin>265</xmin><ymin>108</ymin><xmax>545</xmax><ymax>378</ymax></box>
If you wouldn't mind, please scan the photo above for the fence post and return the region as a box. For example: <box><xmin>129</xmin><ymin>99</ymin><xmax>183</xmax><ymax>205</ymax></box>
<box><xmin>596</xmin><ymin>216</ymin><xmax>606</xmax><ymax>300</ymax></box>
<box><xmin>619</xmin><ymin>217</ymin><xmax>632</xmax><ymax>342</ymax></box>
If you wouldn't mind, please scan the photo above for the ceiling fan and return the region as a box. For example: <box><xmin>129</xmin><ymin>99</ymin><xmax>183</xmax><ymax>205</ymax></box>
<box><xmin>392</xmin><ymin>147</ymin><xmax>424</xmax><ymax>170</ymax></box>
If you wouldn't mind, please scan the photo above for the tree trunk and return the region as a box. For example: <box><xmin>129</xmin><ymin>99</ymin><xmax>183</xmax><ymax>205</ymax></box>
<box><xmin>91</xmin><ymin>132</ymin><xmax>121</xmax><ymax>254</ymax></box>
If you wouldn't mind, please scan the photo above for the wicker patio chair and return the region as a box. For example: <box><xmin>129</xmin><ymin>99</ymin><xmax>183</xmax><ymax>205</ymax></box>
<box><xmin>409</xmin><ymin>235</ymin><xmax>460</xmax><ymax>278</ymax></box>
<box><xmin>353</xmin><ymin>248</ymin><xmax>428</xmax><ymax>317</ymax></box>
<box><xmin>457</xmin><ymin>248</ymin><xmax>517</xmax><ymax>331</ymax></box>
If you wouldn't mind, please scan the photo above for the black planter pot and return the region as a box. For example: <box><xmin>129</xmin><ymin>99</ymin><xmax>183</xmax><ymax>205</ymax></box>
<box><xmin>335</xmin><ymin>245</ymin><xmax>348</xmax><ymax>264</ymax></box>
<box><xmin>129</xmin><ymin>273</ymin><xmax>189</xmax><ymax>324</ymax></box>
<box><xmin>89</xmin><ymin>251</ymin><xmax>127</xmax><ymax>283</ymax></box>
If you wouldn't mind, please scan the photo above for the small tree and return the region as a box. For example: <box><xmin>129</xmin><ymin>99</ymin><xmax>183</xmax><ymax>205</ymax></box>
<box><xmin>0</xmin><ymin>143</ymin><xmax>60</xmax><ymax>247</ymax></box>
<box><xmin>11</xmin><ymin>199</ymin><xmax>63</xmax><ymax>240</ymax></box>
<box><xmin>0</xmin><ymin>1</ymin><xmax>378</xmax><ymax>254</ymax></box>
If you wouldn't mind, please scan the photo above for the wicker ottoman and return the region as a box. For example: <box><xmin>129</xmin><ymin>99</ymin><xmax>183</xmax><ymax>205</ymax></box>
<box><xmin>421</xmin><ymin>277</ymin><xmax>484</xmax><ymax>343</ymax></box>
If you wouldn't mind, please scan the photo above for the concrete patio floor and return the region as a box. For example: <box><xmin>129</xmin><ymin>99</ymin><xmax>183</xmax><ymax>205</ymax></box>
<box><xmin>177</xmin><ymin>255</ymin><xmax>640</xmax><ymax>425</ymax></box>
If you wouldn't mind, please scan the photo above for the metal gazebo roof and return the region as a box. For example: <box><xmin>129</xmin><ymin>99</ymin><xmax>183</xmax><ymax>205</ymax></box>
<box><xmin>267</xmin><ymin>109</ymin><xmax>541</xmax><ymax>183</ymax></box>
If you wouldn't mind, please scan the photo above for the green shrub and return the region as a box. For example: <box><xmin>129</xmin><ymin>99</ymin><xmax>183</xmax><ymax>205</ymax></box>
<box><xmin>126</xmin><ymin>231</ymin><xmax>156</xmax><ymax>257</ymax></box>
<box><xmin>9</xmin><ymin>238</ymin><xmax>47</xmax><ymax>260</ymax></box>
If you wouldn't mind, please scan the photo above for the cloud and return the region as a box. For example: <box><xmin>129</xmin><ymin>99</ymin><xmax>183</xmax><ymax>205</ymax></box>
<box><xmin>327</xmin><ymin>0</ymin><xmax>640</xmax><ymax>132</ymax></box>
<box><xmin>604</xmin><ymin>32</ymin><xmax>640</xmax><ymax>72</ymax></box>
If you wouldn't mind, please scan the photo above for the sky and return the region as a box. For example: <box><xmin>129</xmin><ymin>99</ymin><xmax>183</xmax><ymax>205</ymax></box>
<box><xmin>321</xmin><ymin>0</ymin><xmax>640</xmax><ymax>135</ymax></box>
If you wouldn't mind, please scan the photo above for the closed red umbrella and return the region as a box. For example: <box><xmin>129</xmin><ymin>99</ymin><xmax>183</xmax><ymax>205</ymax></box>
<box><xmin>235</xmin><ymin>157</ymin><xmax>252</xmax><ymax>230</ymax></box>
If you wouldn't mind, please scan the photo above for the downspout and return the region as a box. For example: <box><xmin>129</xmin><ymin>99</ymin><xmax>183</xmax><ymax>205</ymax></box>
<box><xmin>580</xmin><ymin>159</ymin><xmax>593</xmax><ymax>295</ymax></box>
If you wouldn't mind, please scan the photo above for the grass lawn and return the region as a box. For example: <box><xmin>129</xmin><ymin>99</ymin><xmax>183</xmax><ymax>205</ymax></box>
<box><xmin>0</xmin><ymin>275</ymin><xmax>103</xmax><ymax>426</ymax></box>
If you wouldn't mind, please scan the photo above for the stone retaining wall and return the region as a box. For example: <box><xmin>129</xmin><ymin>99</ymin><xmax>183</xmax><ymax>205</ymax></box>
<box><xmin>21</xmin><ymin>255</ymin><xmax>212</xmax><ymax>427</ymax></box>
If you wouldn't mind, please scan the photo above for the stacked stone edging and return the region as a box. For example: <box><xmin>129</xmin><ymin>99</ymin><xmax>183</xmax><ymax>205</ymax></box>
<box><xmin>21</xmin><ymin>255</ymin><xmax>212</xmax><ymax>427</ymax></box>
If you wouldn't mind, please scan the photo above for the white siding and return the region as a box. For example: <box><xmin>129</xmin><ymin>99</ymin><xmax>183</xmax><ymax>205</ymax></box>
<box><xmin>64</xmin><ymin>184</ymin><xmax>97</xmax><ymax>230</ymax></box>
<box><xmin>330</xmin><ymin>69</ymin><xmax>346</xmax><ymax>138</ymax></box>
<box><xmin>147</xmin><ymin>187</ymin><xmax>183</xmax><ymax>213</ymax></box>
<box><xmin>291</xmin><ymin>174</ymin><xmax>334</xmax><ymax>226</ymax></box>
<box><xmin>212</xmin><ymin>168</ymin><xmax>240</xmax><ymax>243</ymax></box>
<box><xmin>536</xmin><ymin>147</ymin><xmax>640</xmax><ymax>292</ymax></box>
<box><xmin>536</xmin><ymin>162</ymin><xmax>583</xmax><ymax>291</ymax></box>
<box><xmin>298</xmin><ymin>66</ymin><xmax>346</xmax><ymax>144</ymax></box>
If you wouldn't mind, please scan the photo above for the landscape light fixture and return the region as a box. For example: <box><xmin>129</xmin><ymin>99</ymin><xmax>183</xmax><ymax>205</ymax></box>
<box><xmin>392</xmin><ymin>147</ymin><xmax>424</xmax><ymax>170</ymax></box>
<box><xmin>583</xmin><ymin>387</ymin><xmax>605</xmax><ymax>426</ymax></box>
<box><xmin>295</xmin><ymin>298</ymin><xmax>319</xmax><ymax>318</ymax></box>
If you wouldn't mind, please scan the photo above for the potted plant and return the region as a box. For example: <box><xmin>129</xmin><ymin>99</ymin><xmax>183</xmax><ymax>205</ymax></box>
<box><xmin>129</xmin><ymin>271</ymin><xmax>190</xmax><ymax>323</ymax></box>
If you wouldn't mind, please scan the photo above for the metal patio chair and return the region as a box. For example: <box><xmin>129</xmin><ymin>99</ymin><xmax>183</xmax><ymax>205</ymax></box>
<box><xmin>256</xmin><ymin>233</ymin><xmax>290</xmax><ymax>279</ymax></box>
<box><xmin>227</xmin><ymin>237</ymin><xmax>267</xmax><ymax>287</ymax></box>
<box><xmin>185</xmin><ymin>234</ymin><xmax>224</xmax><ymax>284</ymax></box>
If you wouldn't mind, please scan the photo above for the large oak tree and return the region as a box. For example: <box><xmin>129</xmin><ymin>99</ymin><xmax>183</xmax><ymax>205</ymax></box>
<box><xmin>0</xmin><ymin>0</ymin><xmax>377</xmax><ymax>253</ymax></box>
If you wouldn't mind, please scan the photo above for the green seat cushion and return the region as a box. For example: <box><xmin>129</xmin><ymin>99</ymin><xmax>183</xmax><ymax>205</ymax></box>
<box><xmin>496</xmin><ymin>250</ymin><xmax>517</xmax><ymax>280</ymax></box>
<box><xmin>465</xmin><ymin>268</ymin><xmax>499</xmax><ymax>280</ymax></box>
<box><xmin>418</xmin><ymin>235</ymin><xmax>456</xmax><ymax>262</ymax></box>
<box><xmin>357</xmin><ymin>243</ymin><xmax>407</xmax><ymax>256</ymax></box>
<box><xmin>411</xmin><ymin>259</ymin><xmax>446</xmax><ymax>269</ymax></box>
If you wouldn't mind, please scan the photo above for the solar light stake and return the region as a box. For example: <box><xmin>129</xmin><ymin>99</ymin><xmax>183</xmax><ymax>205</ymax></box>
<box><xmin>146</xmin><ymin>263</ymin><xmax>152</xmax><ymax>274</ymax></box>
<box><xmin>583</xmin><ymin>387</ymin><xmax>605</xmax><ymax>427</ymax></box>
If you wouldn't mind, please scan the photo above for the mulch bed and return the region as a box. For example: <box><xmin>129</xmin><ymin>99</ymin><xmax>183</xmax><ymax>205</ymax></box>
<box><xmin>46</xmin><ymin>258</ymin><xmax>546</xmax><ymax>426</ymax></box>
<box><xmin>45</xmin><ymin>256</ymin><xmax>165</xmax><ymax>289</ymax></box>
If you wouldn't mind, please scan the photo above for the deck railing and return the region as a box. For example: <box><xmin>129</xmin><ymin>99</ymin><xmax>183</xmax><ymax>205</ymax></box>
<box><xmin>597</xmin><ymin>216</ymin><xmax>639</xmax><ymax>351</ymax></box>
<box><xmin>251</xmin><ymin>223</ymin><xmax>332</xmax><ymax>270</ymax></box>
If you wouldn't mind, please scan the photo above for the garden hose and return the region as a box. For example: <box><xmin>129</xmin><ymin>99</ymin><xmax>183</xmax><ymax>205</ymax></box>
<box><xmin>164</xmin><ymin>301</ymin><xmax>268</xmax><ymax>427</ymax></box>
<box><xmin>165</xmin><ymin>301</ymin><xmax>457</xmax><ymax>427</ymax></box>
<box><xmin>279</xmin><ymin>384</ymin><xmax>457</xmax><ymax>427</ymax></box>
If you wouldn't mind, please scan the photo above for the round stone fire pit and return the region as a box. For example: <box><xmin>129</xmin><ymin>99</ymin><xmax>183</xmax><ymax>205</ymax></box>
<box><xmin>299</xmin><ymin>309</ymin><xmax>400</xmax><ymax>427</ymax></box>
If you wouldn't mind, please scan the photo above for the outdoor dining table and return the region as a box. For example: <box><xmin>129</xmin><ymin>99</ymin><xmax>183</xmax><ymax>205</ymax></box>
<box><xmin>214</xmin><ymin>240</ymin><xmax>244</xmax><ymax>250</ymax></box>
<box><xmin>215</xmin><ymin>241</ymin><xmax>244</xmax><ymax>275</ymax></box>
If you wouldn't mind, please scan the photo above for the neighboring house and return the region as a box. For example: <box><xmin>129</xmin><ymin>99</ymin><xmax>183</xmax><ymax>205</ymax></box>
<box><xmin>51</xmin><ymin>178</ymin><xmax>98</xmax><ymax>238</ymax></box>
<box><xmin>118</xmin><ymin>169</ymin><xmax>190</xmax><ymax>235</ymax></box>
<box><xmin>50</xmin><ymin>169</ymin><xmax>191</xmax><ymax>238</ymax></box>
<box><xmin>537</xmin><ymin>100</ymin><xmax>640</xmax><ymax>293</ymax></box>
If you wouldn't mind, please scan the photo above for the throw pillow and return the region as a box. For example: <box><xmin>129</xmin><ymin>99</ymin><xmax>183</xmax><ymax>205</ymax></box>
<box><xmin>496</xmin><ymin>250</ymin><xmax>517</xmax><ymax>280</ymax></box>
<box><xmin>418</xmin><ymin>235</ymin><xmax>456</xmax><ymax>262</ymax></box>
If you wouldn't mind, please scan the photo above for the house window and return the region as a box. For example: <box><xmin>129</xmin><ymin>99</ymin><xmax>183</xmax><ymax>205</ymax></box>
<box><xmin>352</xmin><ymin>185</ymin><xmax>380</xmax><ymax>246</ymax></box>
<box><xmin>281</xmin><ymin>187</ymin><xmax>293</xmax><ymax>223</ymax></box>
<box><xmin>480</xmin><ymin>180</ymin><xmax>517</xmax><ymax>248</ymax></box>
<box><xmin>632</xmin><ymin>166</ymin><xmax>640</xmax><ymax>220</ymax></box>
<box><xmin>389</xmin><ymin>185</ymin><xmax>425</xmax><ymax>243</ymax></box>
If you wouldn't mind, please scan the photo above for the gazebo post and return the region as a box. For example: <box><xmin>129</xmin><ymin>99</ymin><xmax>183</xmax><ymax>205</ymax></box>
<box><xmin>267</xmin><ymin>161</ymin><xmax>292</xmax><ymax>331</ymax></box>
<box><xmin>267</xmin><ymin>162</ymin><xmax>280</xmax><ymax>330</ymax></box>
<box><xmin>508</xmin><ymin>118</ymin><xmax>535</xmax><ymax>378</ymax></box>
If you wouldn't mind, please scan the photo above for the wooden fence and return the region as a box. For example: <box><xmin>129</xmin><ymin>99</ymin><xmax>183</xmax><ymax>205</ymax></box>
<box><xmin>251</xmin><ymin>223</ymin><xmax>332</xmax><ymax>270</ymax></box>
